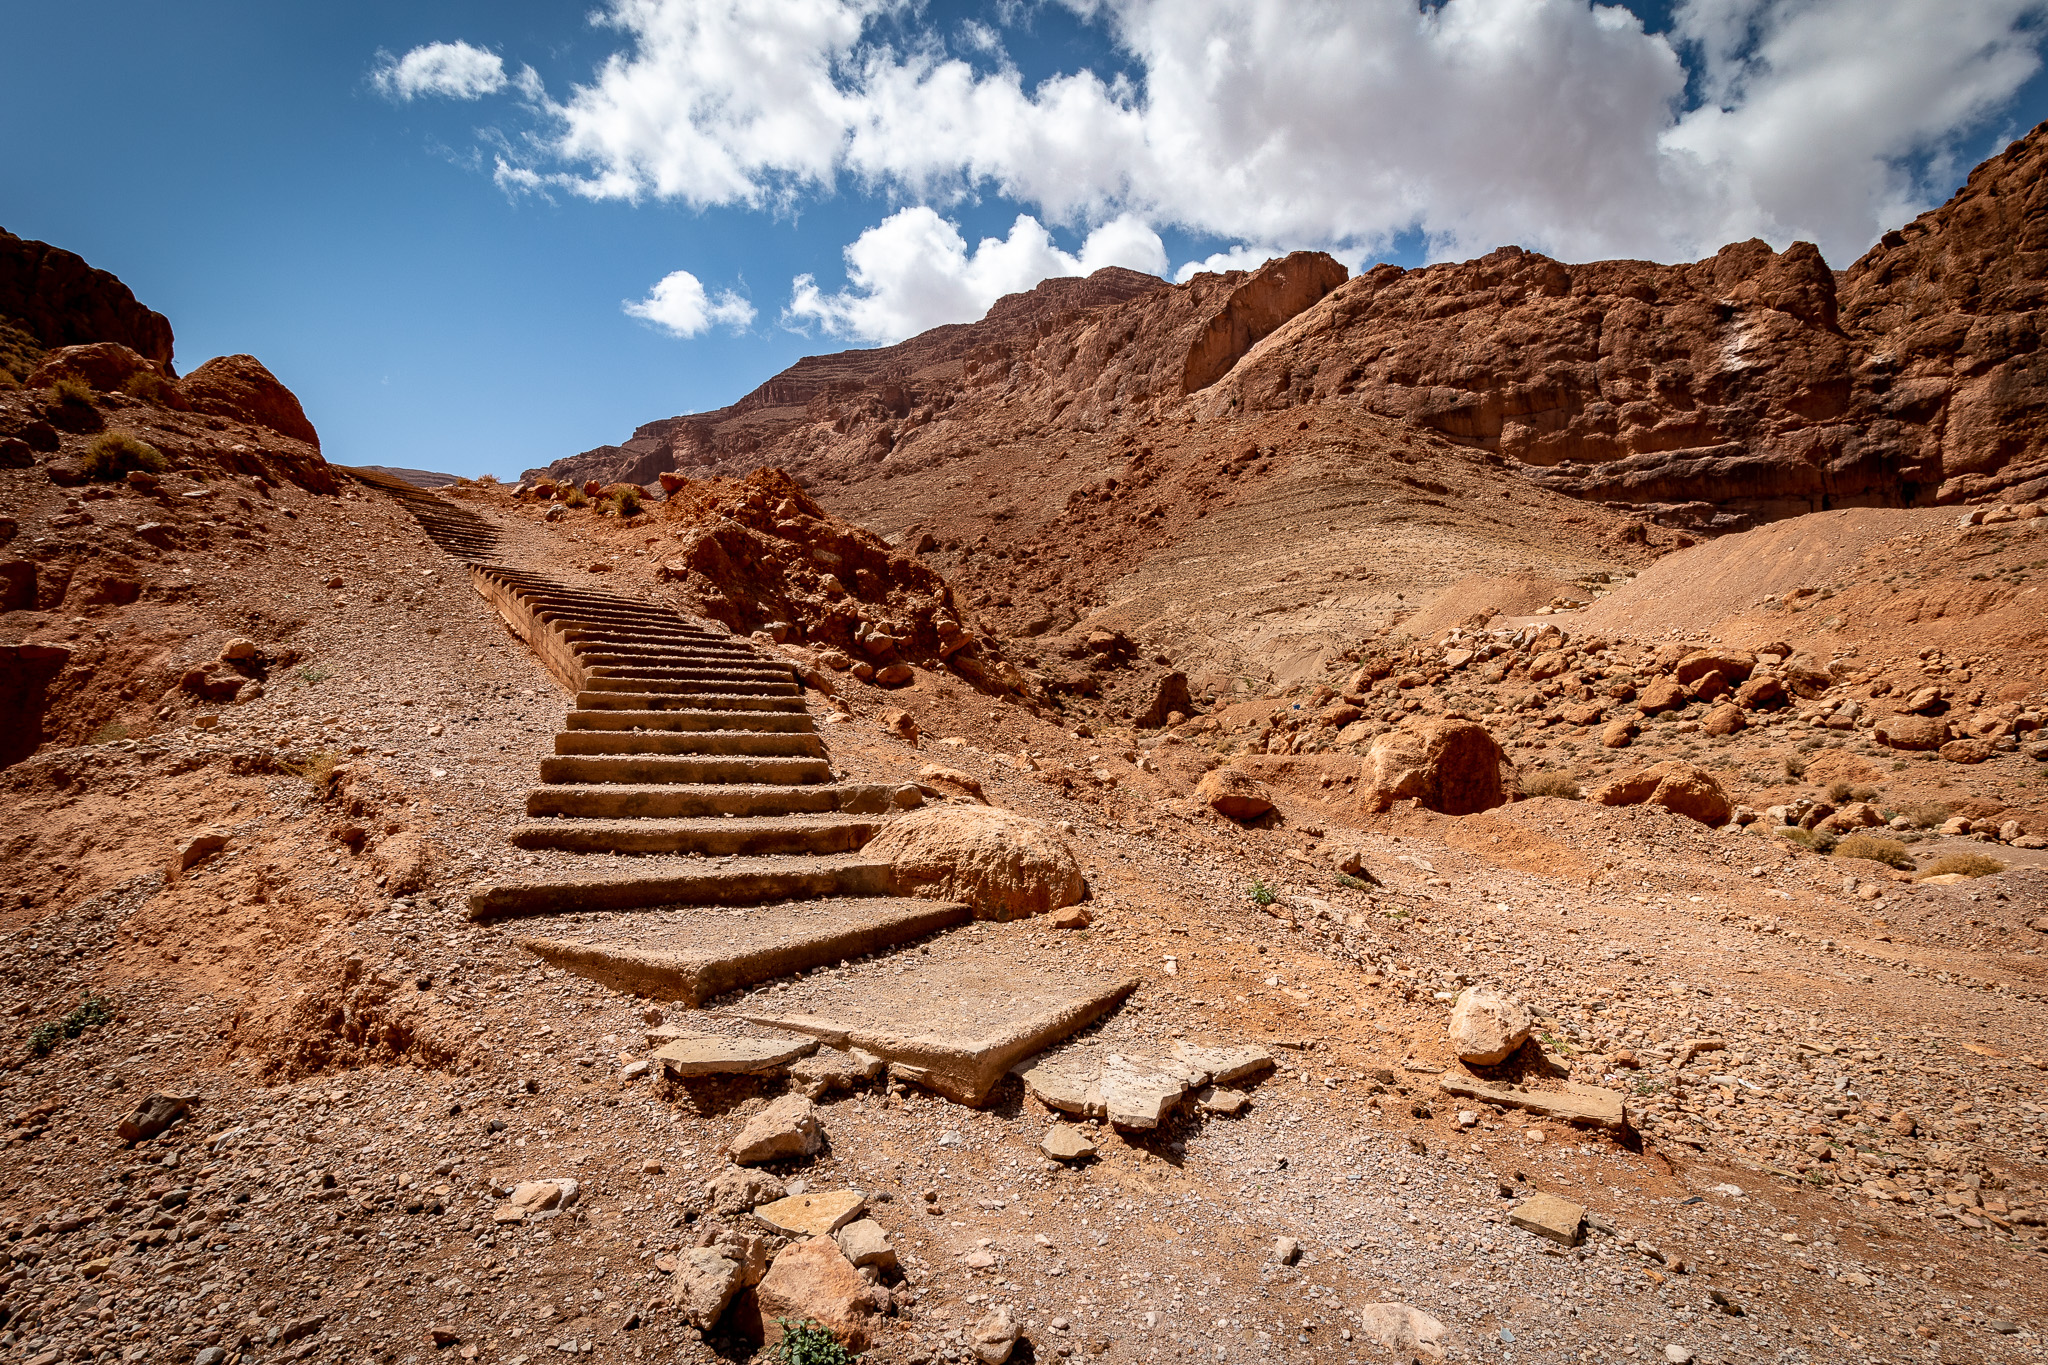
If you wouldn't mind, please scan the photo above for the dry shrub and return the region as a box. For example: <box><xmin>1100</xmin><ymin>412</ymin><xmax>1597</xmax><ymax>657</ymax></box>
<box><xmin>1900</xmin><ymin>801</ymin><xmax>1950</xmax><ymax>829</ymax></box>
<box><xmin>1919</xmin><ymin>852</ymin><xmax>2006</xmax><ymax>880</ymax></box>
<box><xmin>1520</xmin><ymin>769</ymin><xmax>1581</xmax><ymax>799</ymax></box>
<box><xmin>1833</xmin><ymin>835</ymin><xmax>1911</xmax><ymax>869</ymax></box>
<box><xmin>80</xmin><ymin>432</ymin><xmax>166</xmax><ymax>480</ymax></box>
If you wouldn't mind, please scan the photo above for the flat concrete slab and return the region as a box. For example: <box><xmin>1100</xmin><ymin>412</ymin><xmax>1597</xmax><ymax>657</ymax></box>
<box><xmin>511</xmin><ymin>896</ymin><xmax>970</xmax><ymax>1005</ymax></box>
<box><xmin>733</xmin><ymin>932</ymin><xmax>1140</xmax><ymax>1106</ymax></box>
<box><xmin>653</xmin><ymin>1032</ymin><xmax>818</xmax><ymax>1077</ymax></box>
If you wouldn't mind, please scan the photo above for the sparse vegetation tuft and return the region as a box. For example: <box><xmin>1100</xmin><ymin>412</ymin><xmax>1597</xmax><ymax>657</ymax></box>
<box><xmin>1833</xmin><ymin>834</ymin><xmax>1912</xmax><ymax>869</ymax></box>
<box><xmin>297</xmin><ymin>666</ymin><xmax>331</xmax><ymax>684</ymax></box>
<box><xmin>1779</xmin><ymin>826</ymin><xmax>1838</xmax><ymax>854</ymax></box>
<box><xmin>564</xmin><ymin>487</ymin><xmax>591</xmax><ymax>508</ymax></box>
<box><xmin>1783</xmin><ymin>753</ymin><xmax>1808</xmax><ymax>780</ymax></box>
<box><xmin>120</xmin><ymin>369</ymin><xmax>176</xmax><ymax>404</ymax></box>
<box><xmin>1897</xmin><ymin>800</ymin><xmax>1950</xmax><ymax>829</ymax></box>
<box><xmin>773</xmin><ymin>1321</ymin><xmax>859</xmax><ymax>1365</ymax></box>
<box><xmin>284</xmin><ymin>749</ymin><xmax>342</xmax><ymax>790</ymax></box>
<box><xmin>605</xmin><ymin>484</ymin><xmax>643</xmax><ymax>516</ymax></box>
<box><xmin>79</xmin><ymin>432</ymin><xmax>166</xmax><ymax>480</ymax></box>
<box><xmin>1247</xmin><ymin>879</ymin><xmax>1277</xmax><ymax>907</ymax></box>
<box><xmin>28</xmin><ymin>993</ymin><xmax>116</xmax><ymax>1057</ymax></box>
<box><xmin>1919</xmin><ymin>852</ymin><xmax>2005</xmax><ymax>880</ymax></box>
<box><xmin>1520</xmin><ymin>769</ymin><xmax>1581</xmax><ymax>799</ymax></box>
<box><xmin>89</xmin><ymin>721</ymin><xmax>132</xmax><ymax>745</ymax></box>
<box><xmin>1825</xmin><ymin>779</ymin><xmax>1852</xmax><ymax>801</ymax></box>
<box><xmin>1335</xmin><ymin>873</ymin><xmax>1373</xmax><ymax>891</ymax></box>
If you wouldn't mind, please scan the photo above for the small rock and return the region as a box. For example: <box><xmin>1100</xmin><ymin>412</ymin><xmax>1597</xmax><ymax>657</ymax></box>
<box><xmin>875</xmin><ymin>663</ymin><xmax>915</xmax><ymax>687</ymax></box>
<box><xmin>1197</xmin><ymin>1086</ymin><xmax>1249</xmax><ymax>1115</ymax></box>
<box><xmin>1356</xmin><ymin>1303</ymin><xmax>1448</xmax><ymax>1364</ymax></box>
<box><xmin>1509</xmin><ymin>1192</ymin><xmax>1586</xmax><ymax>1246</ymax></box>
<box><xmin>654</xmin><ymin>1032</ymin><xmax>818</xmax><ymax>1077</ymax></box>
<box><xmin>1448</xmin><ymin>987</ymin><xmax>1532</xmax><ymax>1066</ymax></box>
<box><xmin>1041</xmin><ymin>1125</ymin><xmax>1097</xmax><ymax>1162</ymax></box>
<box><xmin>429</xmin><ymin>1325</ymin><xmax>460</xmax><ymax>1347</ymax></box>
<box><xmin>195</xmin><ymin>1350</ymin><xmax>228</xmax><ymax>1365</ymax></box>
<box><xmin>729</xmin><ymin>1093</ymin><xmax>823</xmax><ymax>1165</ymax></box>
<box><xmin>1273</xmin><ymin>1236</ymin><xmax>1301</xmax><ymax>1266</ymax></box>
<box><xmin>1663</xmin><ymin>1346</ymin><xmax>1694</xmax><ymax>1364</ymax></box>
<box><xmin>971</xmin><ymin>1306</ymin><xmax>1022</xmax><ymax>1364</ymax></box>
<box><xmin>756</xmin><ymin>1236</ymin><xmax>875</xmax><ymax>1350</ymax></box>
<box><xmin>883</xmin><ymin>708</ymin><xmax>920</xmax><ymax>745</ymax></box>
<box><xmin>668</xmin><ymin>1246</ymin><xmax>747</xmax><ymax>1330</ymax></box>
<box><xmin>219</xmin><ymin>637</ymin><xmax>257</xmax><ymax>662</ymax></box>
<box><xmin>834</xmin><ymin>1217</ymin><xmax>898</xmax><ymax>1270</ymax></box>
<box><xmin>1195</xmin><ymin>767</ymin><xmax>1274</xmax><ymax>821</ymax></box>
<box><xmin>493</xmin><ymin>1177</ymin><xmax>578</xmax><ymax>1224</ymax></box>
<box><xmin>1050</xmin><ymin>905</ymin><xmax>1093</xmax><ymax>929</ymax></box>
<box><xmin>789</xmin><ymin>1046</ymin><xmax>885</xmax><ymax>1098</ymax></box>
<box><xmin>118</xmin><ymin>1094</ymin><xmax>191</xmax><ymax>1143</ymax></box>
<box><xmin>704</xmin><ymin>1165</ymin><xmax>787</xmax><ymax>1215</ymax></box>
<box><xmin>172</xmin><ymin>829</ymin><xmax>229</xmax><ymax>874</ymax></box>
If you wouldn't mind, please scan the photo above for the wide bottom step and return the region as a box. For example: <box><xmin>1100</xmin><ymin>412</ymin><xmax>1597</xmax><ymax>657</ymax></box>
<box><xmin>513</xmin><ymin>897</ymin><xmax>971</xmax><ymax>1007</ymax></box>
<box><xmin>524</xmin><ymin>781</ymin><xmax>911</xmax><ymax>820</ymax></box>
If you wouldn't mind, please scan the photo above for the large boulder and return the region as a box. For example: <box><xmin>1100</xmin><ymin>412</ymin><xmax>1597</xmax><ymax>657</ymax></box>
<box><xmin>1448</xmin><ymin>988</ymin><xmax>1532</xmax><ymax>1066</ymax></box>
<box><xmin>25</xmin><ymin>341</ymin><xmax>158</xmax><ymax>393</ymax></box>
<box><xmin>754</xmin><ymin>1237</ymin><xmax>876</xmax><ymax>1351</ymax></box>
<box><xmin>1635</xmin><ymin>676</ymin><xmax>1686</xmax><ymax>713</ymax></box>
<box><xmin>179</xmin><ymin>354</ymin><xmax>320</xmax><ymax>447</ymax></box>
<box><xmin>1875</xmin><ymin>714</ymin><xmax>1948</xmax><ymax>751</ymax></box>
<box><xmin>1674</xmin><ymin>650</ymin><xmax>1755</xmax><ymax>686</ymax></box>
<box><xmin>1136</xmin><ymin>670</ymin><xmax>1193</xmax><ymax>728</ymax></box>
<box><xmin>1588</xmin><ymin>760</ymin><xmax>1732</xmax><ymax>826</ymax></box>
<box><xmin>1194</xmin><ymin>767</ymin><xmax>1275</xmax><ymax>821</ymax></box>
<box><xmin>866</xmin><ymin>804</ymin><xmax>1083</xmax><ymax>921</ymax></box>
<box><xmin>1362</xmin><ymin>720</ymin><xmax>1506</xmax><ymax>816</ymax></box>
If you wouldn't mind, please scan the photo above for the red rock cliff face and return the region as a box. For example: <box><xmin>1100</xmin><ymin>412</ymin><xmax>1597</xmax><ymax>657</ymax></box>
<box><xmin>0</xmin><ymin>228</ymin><xmax>176</xmax><ymax>367</ymax></box>
<box><xmin>540</xmin><ymin>123</ymin><xmax>2048</xmax><ymax>522</ymax></box>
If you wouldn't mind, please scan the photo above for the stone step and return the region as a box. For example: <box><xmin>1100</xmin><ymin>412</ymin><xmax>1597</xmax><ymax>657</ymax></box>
<box><xmin>564</xmin><ymin>708</ymin><xmax>816</xmax><ymax>734</ymax></box>
<box><xmin>587</xmin><ymin>664</ymin><xmax>793</xmax><ymax>683</ymax></box>
<box><xmin>553</xmin><ymin>730</ymin><xmax>825</xmax><ymax>759</ymax></box>
<box><xmin>509</xmin><ymin>813</ymin><xmax>881</xmax><ymax>856</ymax></box>
<box><xmin>573</xmin><ymin>691</ymin><xmax>807</xmax><ymax>713</ymax></box>
<box><xmin>575</xmin><ymin>648</ymin><xmax>769</xmax><ymax>667</ymax></box>
<box><xmin>731</xmin><ymin>924</ymin><xmax>1142</xmax><ymax>1106</ymax></box>
<box><xmin>538</xmin><ymin>754</ymin><xmax>832</xmax><ymax>786</ymax></box>
<box><xmin>525</xmin><ymin>781</ymin><xmax>910</xmax><ymax>820</ymax></box>
<box><xmin>467</xmin><ymin>855</ymin><xmax>897</xmax><ymax>920</ymax></box>
<box><xmin>580</xmin><ymin>676</ymin><xmax>799</xmax><ymax>697</ymax></box>
<box><xmin>512</xmin><ymin>897</ymin><xmax>971</xmax><ymax>1007</ymax></box>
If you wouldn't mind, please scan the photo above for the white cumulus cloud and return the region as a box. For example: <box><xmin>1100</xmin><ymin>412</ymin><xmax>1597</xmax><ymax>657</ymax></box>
<box><xmin>371</xmin><ymin>40</ymin><xmax>512</xmax><ymax>102</ymax></box>
<box><xmin>492</xmin><ymin>0</ymin><xmax>2048</xmax><ymax>268</ymax></box>
<box><xmin>624</xmin><ymin>270</ymin><xmax>758</xmax><ymax>337</ymax></box>
<box><xmin>784</xmin><ymin>207</ymin><xmax>1166</xmax><ymax>344</ymax></box>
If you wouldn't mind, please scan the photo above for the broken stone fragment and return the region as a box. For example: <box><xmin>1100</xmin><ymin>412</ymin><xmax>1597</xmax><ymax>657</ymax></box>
<box><xmin>1357</xmin><ymin>1303</ymin><xmax>1448</xmax><ymax>1363</ymax></box>
<box><xmin>653</xmin><ymin>1032</ymin><xmax>818</xmax><ymax>1078</ymax></box>
<box><xmin>1040</xmin><ymin>1124</ymin><xmax>1096</xmax><ymax>1162</ymax></box>
<box><xmin>1196</xmin><ymin>1086</ymin><xmax>1249</xmax><ymax>1116</ymax></box>
<box><xmin>493</xmin><ymin>1177</ymin><xmax>579</xmax><ymax>1225</ymax></box>
<box><xmin>668</xmin><ymin>1246</ymin><xmax>747</xmax><ymax>1330</ymax></box>
<box><xmin>1509</xmin><ymin>1191</ymin><xmax>1586</xmax><ymax>1246</ymax></box>
<box><xmin>728</xmin><ymin>1093</ymin><xmax>824</xmax><ymax>1165</ymax></box>
<box><xmin>788</xmin><ymin>1045</ymin><xmax>884</xmax><ymax>1099</ymax></box>
<box><xmin>753</xmin><ymin>1188</ymin><xmax>866</xmax><ymax>1237</ymax></box>
<box><xmin>971</xmin><ymin>1305</ymin><xmax>1022</xmax><ymax>1364</ymax></box>
<box><xmin>1172</xmin><ymin>1040</ymin><xmax>1274</xmax><ymax>1085</ymax></box>
<box><xmin>117</xmin><ymin>1094</ymin><xmax>191</xmax><ymax>1144</ymax></box>
<box><xmin>704</xmin><ymin>1166</ymin><xmax>787</xmax><ymax>1216</ymax></box>
<box><xmin>755</xmin><ymin>1236</ymin><xmax>875</xmax><ymax>1350</ymax></box>
<box><xmin>171</xmin><ymin>829</ymin><xmax>229</xmax><ymax>875</ymax></box>
<box><xmin>1272</xmin><ymin>1236</ymin><xmax>1301</xmax><ymax>1265</ymax></box>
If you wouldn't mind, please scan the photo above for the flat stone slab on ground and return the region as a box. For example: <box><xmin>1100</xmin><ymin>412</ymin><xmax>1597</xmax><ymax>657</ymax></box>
<box><xmin>753</xmin><ymin>1189</ymin><xmax>866</xmax><ymax>1237</ymax></box>
<box><xmin>1041</xmin><ymin>1124</ymin><xmax>1097</xmax><ymax>1161</ymax></box>
<box><xmin>732</xmin><ymin>922</ymin><xmax>1139</xmax><ymax>1105</ymax></box>
<box><xmin>1017</xmin><ymin>1038</ymin><xmax>1266</xmax><ymax>1128</ymax></box>
<box><xmin>653</xmin><ymin>1032</ymin><xmax>818</xmax><ymax>1078</ymax></box>
<box><xmin>511</xmin><ymin>897</ymin><xmax>971</xmax><ymax>1006</ymax></box>
<box><xmin>1438</xmin><ymin>1075</ymin><xmax>1629</xmax><ymax>1131</ymax></box>
<box><xmin>1509</xmin><ymin>1192</ymin><xmax>1587</xmax><ymax>1246</ymax></box>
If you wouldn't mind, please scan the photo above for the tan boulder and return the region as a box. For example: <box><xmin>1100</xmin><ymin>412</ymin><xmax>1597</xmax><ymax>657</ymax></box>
<box><xmin>1940</xmin><ymin>737</ymin><xmax>1994</xmax><ymax>765</ymax></box>
<box><xmin>1635</xmin><ymin>676</ymin><xmax>1686</xmax><ymax>713</ymax></box>
<box><xmin>882</xmin><ymin>708</ymin><xmax>920</xmax><ymax>745</ymax></box>
<box><xmin>668</xmin><ymin>1246</ymin><xmax>747</xmax><ymax>1329</ymax></box>
<box><xmin>755</xmin><ymin>1237</ymin><xmax>875</xmax><ymax>1351</ymax></box>
<box><xmin>916</xmin><ymin>763</ymin><xmax>987</xmax><ymax>802</ymax></box>
<box><xmin>1875</xmin><ymin>714</ymin><xmax>1947</xmax><ymax>750</ymax></box>
<box><xmin>1599</xmin><ymin>718</ymin><xmax>1637</xmax><ymax>749</ymax></box>
<box><xmin>1701</xmin><ymin>703</ymin><xmax>1745</xmax><ymax>737</ymax></box>
<box><xmin>1687</xmin><ymin>669</ymin><xmax>1731</xmax><ymax>702</ymax></box>
<box><xmin>26</xmin><ymin>341</ymin><xmax>157</xmax><ymax>393</ymax></box>
<box><xmin>1560</xmin><ymin>701</ymin><xmax>1606</xmax><ymax>726</ymax></box>
<box><xmin>1362</xmin><ymin>720</ymin><xmax>1506</xmax><ymax>816</ymax></box>
<box><xmin>1195</xmin><ymin>767</ymin><xmax>1275</xmax><ymax>821</ymax></box>
<box><xmin>179</xmin><ymin>354</ymin><xmax>320</xmax><ymax>447</ymax></box>
<box><xmin>866</xmin><ymin>804</ymin><xmax>1082</xmax><ymax>920</ymax></box>
<box><xmin>1734</xmin><ymin>674</ymin><xmax>1786</xmax><ymax>708</ymax></box>
<box><xmin>1588</xmin><ymin>760</ymin><xmax>1732</xmax><ymax>826</ymax></box>
<box><xmin>1674</xmin><ymin>650</ymin><xmax>1755</xmax><ymax>686</ymax></box>
<box><xmin>703</xmin><ymin>1166</ymin><xmax>786</xmax><ymax>1216</ymax></box>
<box><xmin>1448</xmin><ymin>988</ymin><xmax>1532</xmax><ymax>1066</ymax></box>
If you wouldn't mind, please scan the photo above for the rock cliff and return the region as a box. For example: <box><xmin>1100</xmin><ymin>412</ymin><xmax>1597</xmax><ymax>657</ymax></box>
<box><xmin>0</xmin><ymin>227</ymin><xmax>176</xmax><ymax>369</ymax></box>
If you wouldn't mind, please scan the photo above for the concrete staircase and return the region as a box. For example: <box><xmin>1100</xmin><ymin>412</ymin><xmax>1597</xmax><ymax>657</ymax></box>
<box><xmin>343</xmin><ymin>467</ymin><xmax>503</xmax><ymax>560</ymax></box>
<box><xmin>461</xmin><ymin>565</ymin><xmax>966</xmax><ymax>1004</ymax></box>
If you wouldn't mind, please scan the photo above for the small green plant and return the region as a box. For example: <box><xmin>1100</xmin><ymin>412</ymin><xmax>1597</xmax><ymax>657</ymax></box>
<box><xmin>1247</xmin><ymin>879</ymin><xmax>1277</xmax><ymax>907</ymax></box>
<box><xmin>1919</xmin><ymin>852</ymin><xmax>2005</xmax><ymax>880</ymax></box>
<box><xmin>28</xmin><ymin>993</ymin><xmax>115</xmax><ymax>1056</ymax></box>
<box><xmin>1520</xmin><ymin>769</ymin><xmax>1581</xmax><ymax>799</ymax></box>
<box><xmin>1783</xmin><ymin>753</ymin><xmax>1808</xmax><ymax>780</ymax></box>
<box><xmin>1779</xmin><ymin>826</ymin><xmax>1838</xmax><ymax>854</ymax></box>
<box><xmin>1335</xmin><ymin>873</ymin><xmax>1372</xmax><ymax>891</ymax></box>
<box><xmin>563</xmin><ymin>487</ymin><xmax>591</xmax><ymax>508</ymax></box>
<box><xmin>774</xmin><ymin>1320</ymin><xmax>859</xmax><ymax>1365</ymax></box>
<box><xmin>47</xmin><ymin>375</ymin><xmax>93</xmax><ymax>409</ymax></box>
<box><xmin>79</xmin><ymin>432</ymin><xmax>167</xmax><ymax>481</ymax></box>
<box><xmin>1833</xmin><ymin>834</ymin><xmax>1912</xmax><ymax>869</ymax></box>
<box><xmin>297</xmin><ymin>666</ymin><xmax>331</xmax><ymax>684</ymax></box>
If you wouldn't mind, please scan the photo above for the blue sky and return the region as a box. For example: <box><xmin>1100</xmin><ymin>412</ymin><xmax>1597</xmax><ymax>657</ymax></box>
<box><xmin>3</xmin><ymin>0</ymin><xmax>2045</xmax><ymax>479</ymax></box>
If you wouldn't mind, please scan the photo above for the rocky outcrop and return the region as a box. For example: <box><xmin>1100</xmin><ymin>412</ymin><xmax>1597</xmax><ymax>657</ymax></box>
<box><xmin>180</xmin><ymin>355</ymin><xmax>321</xmax><ymax>448</ymax></box>
<box><xmin>1180</xmin><ymin>252</ymin><xmax>1348</xmax><ymax>394</ymax></box>
<box><xmin>0</xmin><ymin>227</ymin><xmax>175</xmax><ymax>366</ymax></box>
<box><xmin>1588</xmin><ymin>759</ymin><xmax>1732</xmax><ymax>825</ymax></box>
<box><xmin>25</xmin><ymin>342</ymin><xmax>164</xmax><ymax>394</ymax></box>
<box><xmin>1362</xmin><ymin>719</ymin><xmax>1507</xmax><ymax>815</ymax></box>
